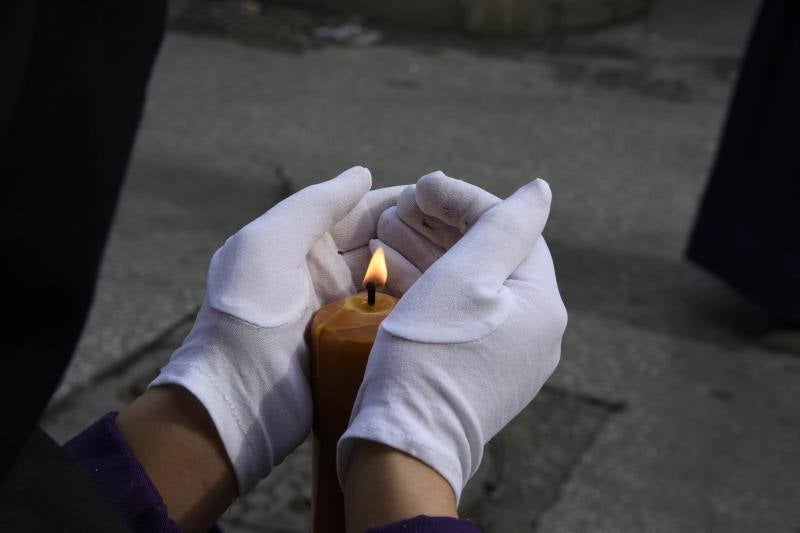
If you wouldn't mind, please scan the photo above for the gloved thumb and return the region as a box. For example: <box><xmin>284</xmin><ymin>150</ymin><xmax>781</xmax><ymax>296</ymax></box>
<box><xmin>269</xmin><ymin>166</ymin><xmax>373</xmax><ymax>256</ymax></box>
<box><xmin>439</xmin><ymin>178</ymin><xmax>552</xmax><ymax>286</ymax></box>
<box><xmin>206</xmin><ymin>167</ymin><xmax>371</xmax><ymax>327</ymax></box>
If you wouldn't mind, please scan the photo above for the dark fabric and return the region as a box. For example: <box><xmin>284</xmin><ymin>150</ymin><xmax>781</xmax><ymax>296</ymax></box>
<box><xmin>0</xmin><ymin>0</ymin><xmax>166</xmax><ymax>477</ymax></box>
<box><xmin>0</xmin><ymin>426</ymin><xmax>132</xmax><ymax>532</ymax></box>
<box><xmin>0</xmin><ymin>1</ymin><xmax>37</xmax><ymax>144</ymax></box>
<box><xmin>64</xmin><ymin>412</ymin><xmax>185</xmax><ymax>533</ymax></box>
<box><xmin>367</xmin><ymin>515</ymin><xmax>482</xmax><ymax>533</ymax></box>
<box><xmin>687</xmin><ymin>0</ymin><xmax>800</xmax><ymax>322</ymax></box>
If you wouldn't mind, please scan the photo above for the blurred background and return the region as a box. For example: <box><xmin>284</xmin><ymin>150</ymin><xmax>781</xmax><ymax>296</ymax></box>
<box><xmin>40</xmin><ymin>0</ymin><xmax>799</xmax><ymax>531</ymax></box>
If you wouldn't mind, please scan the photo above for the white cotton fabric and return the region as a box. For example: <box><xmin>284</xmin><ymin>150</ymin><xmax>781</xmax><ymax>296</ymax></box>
<box><xmin>151</xmin><ymin>167</ymin><xmax>403</xmax><ymax>494</ymax></box>
<box><xmin>339</xmin><ymin>172</ymin><xmax>568</xmax><ymax>502</ymax></box>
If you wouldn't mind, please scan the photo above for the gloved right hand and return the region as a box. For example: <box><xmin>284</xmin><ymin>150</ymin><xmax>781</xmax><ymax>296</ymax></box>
<box><xmin>339</xmin><ymin>173</ymin><xmax>568</xmax><ymax>502</ymax></box>
<box><xmin>149</xmin><ymin>167</ymin><xmax>401</xmax><ymax>495</ymax></box>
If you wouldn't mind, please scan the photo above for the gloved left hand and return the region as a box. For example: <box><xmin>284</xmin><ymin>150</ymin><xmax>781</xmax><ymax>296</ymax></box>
<box><xmin>151</xmin><ymin>166</ymin><xmax>401</xmax><ymax>494</ymax></box>
<box><xmin>339</xmin><ymin>173</ymin><xmax>567</xmax><ymax>502</ymax></box>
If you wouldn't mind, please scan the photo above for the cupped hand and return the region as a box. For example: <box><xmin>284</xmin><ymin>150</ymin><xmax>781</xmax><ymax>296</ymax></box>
<box><xmin>152</xmin><ymin>166</ymin><xmax>402</xmax><ymax>494</ymax></box>
<box><xmin>340</xmin><ymin>172</ymin><xmax>568</xmax><ymax>501</ymax></box>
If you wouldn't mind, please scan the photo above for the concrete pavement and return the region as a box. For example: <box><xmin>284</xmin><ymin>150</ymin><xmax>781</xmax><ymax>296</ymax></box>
<box><xmin>42</xmin><ymin>1</ymin><xmax>800</xmax><ymax>531</ymax></box>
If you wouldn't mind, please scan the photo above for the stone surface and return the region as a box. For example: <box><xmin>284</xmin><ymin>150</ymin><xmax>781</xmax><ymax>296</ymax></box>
<box><xmin>544</xmin><ymin>314</ymin><xmax>800</xmax><ymax>533</ymax></box>
<box><xmin>41</xmin><ymin>1</ymin><xmax>800</xmax><ymax>531</ymax></box>
<box><xmin>55</xmin><ymin>0</ymin><xmax>759</xmax><ymax>400</ymax></box>
<box><xmin>275</xmin><ymin>0</ymin><xmax>651</xmax><ymax>36</ymax></box>
<box><xmin>43</xmin><ymin>317</ymin><xmax>195</xmax><ymax>443</ymax></box>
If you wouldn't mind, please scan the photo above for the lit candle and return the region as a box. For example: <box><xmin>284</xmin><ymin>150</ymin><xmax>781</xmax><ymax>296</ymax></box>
<box><xmin>310</xmin><ymin>247</ymin><xmax>398</xmax><ymax>533</ymax></box>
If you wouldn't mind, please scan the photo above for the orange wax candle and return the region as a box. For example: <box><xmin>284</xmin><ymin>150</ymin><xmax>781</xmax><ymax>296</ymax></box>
<box><xmin>310</xmin><ymin>248</ymin><xmax>397</xmax><ymax>533</ymax></box>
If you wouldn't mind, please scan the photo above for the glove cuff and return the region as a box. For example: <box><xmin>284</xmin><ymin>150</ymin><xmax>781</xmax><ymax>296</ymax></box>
<box><xmin>150</xmin><ymin>358</ymin><xmax>272</xmax><ymax>495</ymax></box>
<box><xmin>338</xmin><ymin>413</ymin><xmax>466</xmax><ymax>503</ymax></box>
<box><xmin>338</xmin><ymin>330</ymin><xmax>486</xmax><ymax>504</ymax></box>
<box><xmin>149</xmin><ymin>303</ymin><xmax>312</xmax><ymax>495</ymax></box>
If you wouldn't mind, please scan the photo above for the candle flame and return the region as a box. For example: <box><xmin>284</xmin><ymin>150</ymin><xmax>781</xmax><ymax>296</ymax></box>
<box><xmin>363</xmin><ymin>246</ymin><xmax>388</xmax><ymax>287</ymax></box>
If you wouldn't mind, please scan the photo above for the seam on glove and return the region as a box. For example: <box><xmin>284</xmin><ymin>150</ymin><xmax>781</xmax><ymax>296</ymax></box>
<box><xmin>378</xmin><ymin>323</ymin><xmax>500</xmax><ymax>347</ymax></box>
<box><xmin>379</xmin><ymin>291</ymin><xmax>518</xmax><ymax>346</ymax></box>
<box><xmin>180</xmin><ymin>359</ymin><xmax>260</xmax><ymax>464</ymax></box>
<box><xmin>207</xmin><ymin>266</ymin><xmax>314</xmax><ymax>331</ymax></box>
<box><xmin>209</xmin><ymin>304</ymin><xmax>313</xmax><ymax>333</ymax></box>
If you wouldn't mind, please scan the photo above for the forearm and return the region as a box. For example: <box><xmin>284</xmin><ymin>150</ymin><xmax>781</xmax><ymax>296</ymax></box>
<box><xmin>344</xmin><ymin>440</ymin><xmax>458</xmax><ymax>533</ymax></box>
<box><xmin>67</xmin><ymin>410</ymin><xmax>474</xmax><ymax>533</ymax></box>
<box><xmin>115</xmin><ymin>385</ymin><xmax>237</xmax><ymax>532</ymax></box>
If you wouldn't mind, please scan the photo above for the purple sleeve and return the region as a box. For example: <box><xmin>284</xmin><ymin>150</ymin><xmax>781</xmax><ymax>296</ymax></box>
<box><xmin>63</xmin><ymin>412</ymin><xmax>222</xmax><ymax>533</ymax></box>
<box><xmin>367</xmin><ymin>515</ymin><xmax>481</xmax><ymax>532</ymax></box>
<box><xmin>64</xmin><ymin>413</ymin><xmax>478</xmax><ymax>533</ymax></box>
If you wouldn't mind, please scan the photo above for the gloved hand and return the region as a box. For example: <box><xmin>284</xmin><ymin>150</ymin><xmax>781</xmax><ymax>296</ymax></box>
<box><xmin>151</xmin><ymin>166</ymin><xmax>402</xmax><ymax>494</ymax></box>
<box><xmin>371</xmin><ymin>173</ymin><xmax>503</xmax><ymax>295</ymax></box>
<box><xmin>339</xmin><ymin>172</ymin><xmax>568</xmax><ymax>502</ymax></box>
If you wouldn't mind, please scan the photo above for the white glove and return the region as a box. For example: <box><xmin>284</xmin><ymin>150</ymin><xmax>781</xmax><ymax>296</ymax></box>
<box><xmin>372</xmin><ymin>174</ymin><xmax>502</xmax><ymax>294</ymax></box>
<box><xmin>339</xmin><ymin>172</ymin><xmax>568</xmax><ymax>502</ymax></box>
<box><xmin>151</xmin><ymin>167</ymin><xmax>402</xmax><ymax>494</ymax></box>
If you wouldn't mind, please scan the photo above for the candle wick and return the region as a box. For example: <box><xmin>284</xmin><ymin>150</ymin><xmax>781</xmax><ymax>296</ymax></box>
<box><xmin>366</xmin><ymin>282</ymin><xmax>376</xmax><ymax>306</ymax></box>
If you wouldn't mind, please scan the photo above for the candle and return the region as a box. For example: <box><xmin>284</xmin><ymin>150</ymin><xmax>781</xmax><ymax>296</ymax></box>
<box><xmin>310</xmin><ymin>247</ymin><xmax>397</xmax><ymax>533</ymax></box>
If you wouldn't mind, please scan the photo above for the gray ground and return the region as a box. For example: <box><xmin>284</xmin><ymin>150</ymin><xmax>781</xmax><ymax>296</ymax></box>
<box><xmin>41</xmin><ymin>1</ymin><xmax>800</xmax><ymax>531</ymax></box>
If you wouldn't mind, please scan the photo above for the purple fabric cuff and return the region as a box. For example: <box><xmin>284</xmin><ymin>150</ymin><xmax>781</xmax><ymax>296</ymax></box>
<box><xmin>63</xmin><ymin>412</ymin><xmax>221</xmax><ymax>533</ymax></box>
<box><xmin>64</xmin><ymin>414</ymin><xmax>478</xmax><ymax>533</ymax></box>
<box><xmin>367</xmin><ymin>515</ymin><xmax>481</xmax><ymax>532</ymax></box>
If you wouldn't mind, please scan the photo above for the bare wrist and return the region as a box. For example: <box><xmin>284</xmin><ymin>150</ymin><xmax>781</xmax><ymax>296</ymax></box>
<box><xmin>343</xmin><ymin>439</ymin><xmax>458</xmax><ymax>533</ymax></box>
<box><xmin>116</xmin><ymin>385</ymin><xmax>237</xmax><ymax>532</ymax></box>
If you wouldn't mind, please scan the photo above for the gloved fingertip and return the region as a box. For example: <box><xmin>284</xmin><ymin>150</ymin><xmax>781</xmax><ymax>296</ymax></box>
<box><xmin>419</xmin><ymin>169</ymin><xmax>449</xmax><ymax>180</ymax></box>
<box><xmin>415</xmin><ymin>172</ymin><xmax>500</xmax><ymax>232</ymax></box>
<box><xmin>511</xmin><ymin>178</ymin><xmax>552</xmax><ymax>216</ymax></box>
<box><xmin>415</xmin><ymin>171</ymin><xmax>464</xmax><ymax>218</ymax></box>
<box><xmin>416</xmin><ymin>170</ymin><xmax>452</xmax><ymax>195</ymax></box>
<box><xmin>522</xmin><ymin>178</ymin><xmax>552</xmax><ymax>203</ymax></box>
<box><xmin>336</xmin><ymin>165</ymin><xmax>373</xmax><ymax>191</ymax></box>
